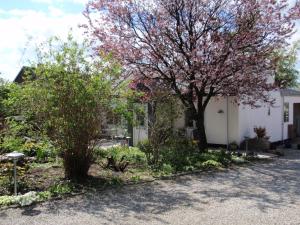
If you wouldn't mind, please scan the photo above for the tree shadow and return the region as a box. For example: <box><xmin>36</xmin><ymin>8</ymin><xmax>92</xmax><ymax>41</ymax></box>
<box><xmin>3</xmin><ymin>150</ymin><xmax>300</xmax><ymax>224</ymax></box>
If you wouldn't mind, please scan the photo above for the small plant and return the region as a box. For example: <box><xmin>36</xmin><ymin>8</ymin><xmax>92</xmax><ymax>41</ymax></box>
<box><xmin>107</xmin><ymin>176</ymin><xmax>123</xmax><ymax>186</ymax></box>
<box><xmin>97</xmin><ymin>146</ymin><xmax>147</xmax><ymax>172</ymax></box>
<box><xmin>254</xmin><ymin>126</ymin><xmax>267</xmax><ymax>138</ymax></box>
<box><xmin>0</xmin><ymin>195</ymin><xmax>16</xmax><ymax>207</ymax></box>
<box><xmin>130</xmin><ymin>175</ymin><xmax>141</xmax><ymax>183</ymax></box>
<box><xmin>201</xmin><ymin>160</ymin><xmax>222</xmax><ymax>169</ymax></box>
<box><xmin>48</xmin><ymin>182</ymin><xmax>74</xmax><ymax>196</ymax></box>
<box><xmin>229</xmin><ymin>142</ymin><xmax>239</xmax><ymax>151</ymax></box>
<box><xmin>160</xmin><ymin>163</ymin><xmax>174</xmax><ymax>175</ymax></box>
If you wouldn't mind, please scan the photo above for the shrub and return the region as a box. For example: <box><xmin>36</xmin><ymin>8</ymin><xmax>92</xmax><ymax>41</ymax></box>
<box><xmin>3</xmin><ymin>35</ymin><xmax>125</xmax><ymax>181</ymax></box>
<box><xmin>0</xmin><ymin>195</ymin><xmax>16</xmax><ymax>207</ymax></box>
<box><xmin>160</xmin><ymin>137</ymin><xmax>198</xmax><ymax>171</ymax></box>
<box><xmin>97</xmin><ymin>146</ymin><xmax>147</xmax><ymax>172</ymax></box>
<box><xmin>254</xmin><ymin>126</ymin><xmax>267</xmax><ymax>138</ymax></box>
<box><xmin>160</xmin><ymin>163</ymin><xmax>174</xmax><ymax>175</ymax></box>
<box><xmin>200</xmin><ymin>160</ymin><xmax>222</xmax><ymax>169</ymax></box>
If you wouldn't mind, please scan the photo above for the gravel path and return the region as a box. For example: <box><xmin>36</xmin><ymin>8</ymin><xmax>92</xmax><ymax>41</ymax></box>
<box><xmin>1</xmin><ymin>150</ymin><xmax>300</xmax><ymax>225</ymax></box>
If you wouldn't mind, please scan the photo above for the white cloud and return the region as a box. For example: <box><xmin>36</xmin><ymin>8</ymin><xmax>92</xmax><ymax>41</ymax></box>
<box><xmin>0</xmin><ymin>8</ymin><xmax>86</xmax><ymax>81</ymax></box>
<box><xmin>30</xmin><ymin>0</ymin><xmax>88</xmax><ymax>5</ymax></box>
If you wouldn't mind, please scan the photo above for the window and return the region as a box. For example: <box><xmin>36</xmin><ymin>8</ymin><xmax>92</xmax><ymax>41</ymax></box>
<box><xmin>284</xmin><ymin>102</ymin><xmax>289</xmax><ymax>122</ymax></box>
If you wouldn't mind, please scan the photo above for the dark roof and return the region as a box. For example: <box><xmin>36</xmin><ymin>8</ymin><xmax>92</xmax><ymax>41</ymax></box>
<box><xmin>280</xmin><ymin>88</ymin><xmax>300</xmax><ymax>97</ymax></box>
<box><xmin>14</xmin><ymin>66</ymin><xmax>36</xmax><ymax>83</ymax></box>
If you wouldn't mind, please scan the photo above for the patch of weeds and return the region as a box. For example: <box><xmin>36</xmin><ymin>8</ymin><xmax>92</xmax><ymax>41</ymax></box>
<box><xmin>231</xmin><ymin>156</ymin><xmax>247</xmax><ymax>164</ymax></box>
<box><xmin>106</xmin><ymin>176</ymin><xmax>124</xmax><ymax>186</ymax></box>
<box><xmin>200</xmin><ymin>160</ymin><xmax>222</xmax><ymax>169</ymax></box>
<box><xmin>0</xmin><ymin>195</ymin><xmax>16</xmax><ymax>207</ymax></box>
<box><xmin>130</xmin><ymin>175</ymin><xmax>141</xmax><ymax>183</ymax></box>
<box><xmin>48</xmin><ymin>181</ymin><xmax>74</xmax><ymax>196</ymax></box>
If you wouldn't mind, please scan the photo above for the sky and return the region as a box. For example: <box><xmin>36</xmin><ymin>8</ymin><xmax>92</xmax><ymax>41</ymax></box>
<box><xmin>0</xmin><ymin>0</ymin><xmax>88</xmax><ymax>81</ymax></box>
<box><xmin>0</xmin><ymin>0</ymin><xmax>299</xmax><ymax>81</ymax></box>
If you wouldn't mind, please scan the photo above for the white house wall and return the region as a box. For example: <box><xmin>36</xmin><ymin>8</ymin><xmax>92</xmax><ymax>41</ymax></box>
<box><xmin>237</xmin><ymin>91</ymin><xmax>282</xmax><ymax>143</ymax></box>
<box><xmin>173</xmin><ymin>96</ymin><xmax>239</xmax><ymax>145</ymax></box>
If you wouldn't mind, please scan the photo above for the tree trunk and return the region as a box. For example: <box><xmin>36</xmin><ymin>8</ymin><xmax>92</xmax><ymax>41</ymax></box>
<box><xmin>63</xmin><ymin>149</ymin><xmax>91</xmax><ymax>182</ymax></box>
<box><xmin>195</xmin><ymin>109</ymin><xmax>208</xmax><ymax>152</ymax></box>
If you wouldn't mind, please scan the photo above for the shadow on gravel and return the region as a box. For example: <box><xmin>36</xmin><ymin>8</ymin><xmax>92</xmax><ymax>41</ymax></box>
<box><xmin>12</xmin><ymin>150</ymin><xmax>300</xmax><ymax>223</ymax></box>
<box><xmin>191</xmin><ymin>150</ymin><xmax>300</xmax><ymax>212</ymax></box>
<box><xmin>41</xmin><ymin>182</ymin><xmax>202</xmax><ymax>224</ymax></box>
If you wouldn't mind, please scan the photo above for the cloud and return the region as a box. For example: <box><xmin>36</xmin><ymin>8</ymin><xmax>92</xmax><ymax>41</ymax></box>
<box><xmin>0</xmin><ymin>7</ymin><xmax>86</xmax><ymax>81</ymax></box>
<box><xmin>30</xmin><ymin>0</ymin><xmax>88</xmax><ymax>5</ymax></box>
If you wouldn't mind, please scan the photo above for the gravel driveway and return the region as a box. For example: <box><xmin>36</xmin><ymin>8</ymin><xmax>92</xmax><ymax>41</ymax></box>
<box><xmin>1</xmin><ymin>150</ymin><xmax>300</xmax><ymax>225</ymax></box>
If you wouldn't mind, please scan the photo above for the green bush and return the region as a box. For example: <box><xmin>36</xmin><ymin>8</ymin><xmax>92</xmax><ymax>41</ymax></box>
<box><xmin>199</xmin><ymin>160</ymin><xmax>222</xmax><ymax>169</ymax></box>
<box><xmin>96</xmin><ymin>146</ymin><xmax>147</xmax><ymax>172</ymax></box>
<box><xmin>0</xmin><ymin>136</ymin><xmax>24</xmax><ymax>153</ymax></box>
<box><xmin>137</xmin><ymin>140</ymin><xmax>153</xmax><ymax>164</ymax></box>
<box><xmin>0</xmin><ymin>195</ymin><xmax>16</xmax><ymax>207</ymax></box>
<box><xmin>160</xmin><ymin>163</ymin><xmax>174</xmax><ymax>175</ymax></box>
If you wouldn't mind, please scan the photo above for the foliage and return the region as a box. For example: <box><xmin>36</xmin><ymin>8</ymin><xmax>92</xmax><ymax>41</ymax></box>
<box><xmin>0</xmin><ymin>162</ymin><xmax>29</xmax><ymax>195</ymax></box>
<box><xmin>228</xmin><ymin>142</ymin><xmax>239</xmax><ymax>151</ymax></box>
<box><xmin>0</xmin><ymin>195</ymin><xmax>16</xmax><ymax>207</ymax></box>
<box><xmin>146</xmin><ymin>89</ymin><xmax>183</xmax><ymax>165</ymax></box>
<box><xmin>96</xmin><ymin>146</ymin><xmax>147</xmax><ymax>172</ymax></box>
<box><xmin>4</xmin><ymin>34</ymin><xmax>124</xmax><ymax>181</ymax></box>
<box><xmin>0</xmin><ymin>182</ymin><xmax>74</xmax><ymax>208</ymax></box>
<box><xmin>159</xmin><ymin>138</ymin><xmax>199</xmax><ymax>171</ymax></box>
<box><xmin>140</xmin><ymin>136</ymin><xmax>233</xmax><ymax>172</ymax></box>
<box><xmin>254</xmin><ymin>127</ymin><xmax>267</xmax><ymax>138</ymax></box>
<box><xmin>274</xmin><ymin>41</ymin><xmax>300</xmax><ymax>88</ymax></box>
<box><xmin>0</xmin><ymin>117</ymin><xmax>57</xmax><ymax>161</ymax></box>
<box><xmin>84</xmin><ymin>0</ymin><xmax>300</xmax><ymax>151</ymax></box>
<box><xmin>0</xmin><ymin>78</ymin><xmax>10</xmax><ymax>119</ymax></box>
<box><xmin>199</xmin><ymin>160</ymin><xmax>222</xmax><ymax>169</ymax></box>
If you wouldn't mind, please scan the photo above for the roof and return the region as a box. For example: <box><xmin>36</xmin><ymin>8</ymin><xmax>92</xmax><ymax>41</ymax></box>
<box><xmin>13</xmin><ymin>66</ymin><xmax>36</xmax><ymax>83</ymax></box>
<box><xmin>280</xmin><ymin>88</ymin><xmax>300</xmax><ymax>97</ymax></box>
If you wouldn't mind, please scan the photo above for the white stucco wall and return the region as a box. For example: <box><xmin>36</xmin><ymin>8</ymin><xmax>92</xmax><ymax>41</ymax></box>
<box><xmin>204</xmin><ymin>97</ymin><xmax>239</xmax><ymax>145</ymax></box>
<box><xmin>172</xmin><ymin>96</ymin><xmax>239</xmax><ymax>145</ymax></box>
<box><xmin>237</xmin><ymin>91</ymin><xmax>282</xmax><ymax>143</ymax></box>
<box><xmin>132</xmin><ymin>91</ymin><xmax>300</xmax><ymax>146</ymax></box>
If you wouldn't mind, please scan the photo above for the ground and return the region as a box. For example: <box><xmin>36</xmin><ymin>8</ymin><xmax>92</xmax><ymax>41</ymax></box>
<box><xmin>1</xmin><ymin>150</ymin><xmax>300</xmax><ymax>225</ymax></box>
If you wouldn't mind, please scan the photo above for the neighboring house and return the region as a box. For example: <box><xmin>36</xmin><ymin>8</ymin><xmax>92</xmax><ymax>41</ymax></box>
<box><xmin>14</xmin><ymin>66</ymin><xmax>36</xmax><ymax>84</ymax></box>
<box><xmin>132</xmin><ymin>89</ymin><xmax>300</xmax><ymax>147</ymax></box>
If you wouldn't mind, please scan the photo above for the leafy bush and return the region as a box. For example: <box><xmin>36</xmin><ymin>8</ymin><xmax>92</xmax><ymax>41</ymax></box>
<box><xmin>139</xmin><ymin>136</ymin><xmax>234</xmax><ymax>172</ymax></box>
<box><xmin>160</xmin><ymin>163</ymin><xmax>174</xmax><ymax>175</ymax></box>
<box><xmin>96</xmin><ymin>146</ymin><xmax>147</xmax><ymax>172</ymax></box>
<box><xmin>159</xmin><ymin>138</ymin><xmax>198</xmax><ymax>171</ymax></box>
<box><xmin>0</xmin><ymin>162</ymin><xmax>29</xmax><ymax>195</ymax></box>
<box><xmin>0</xmin><ymin>195</ymin><xmax>16</xmax><ymax>207</ymax></box>
<box><xmin>48</xmin><ymin>182</ymin><xmax>74</xmax><ymax>196</ymax></box>
<box><xmin>199</xmin><ymin>160</ymin><xmax>222</xmax><ymax>169</ymax></box>
<box><xmin>254</xmin><ymin>126</ymin><xmax>267</xmax><ymax>138</ymax></box>
<box><xmin>0</xmin><ymin>118</ymin><xmax>57</xmax><ymax>162</ymax></box>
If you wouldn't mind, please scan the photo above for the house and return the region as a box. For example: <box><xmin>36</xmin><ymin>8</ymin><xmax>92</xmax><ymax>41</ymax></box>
<box><xmin>14</xmin><ymin>66</ymin><xmax>36</xmax><ymax>83</ymax></box>
<box><xmin>14</xmin><ymin>67</ymin><xmax>300</xmax><ymax>147</ymax></box>
<box><xmin>132</xmin><ymin>89</ymin><xmax>300</xmax><ymax>147</ymax></box>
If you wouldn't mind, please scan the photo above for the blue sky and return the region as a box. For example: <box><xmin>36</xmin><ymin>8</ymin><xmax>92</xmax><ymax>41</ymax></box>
<box><xmin>0</xmin><ymin>0</ymin><xmax>299</xmax><ymax>81</ymax></box>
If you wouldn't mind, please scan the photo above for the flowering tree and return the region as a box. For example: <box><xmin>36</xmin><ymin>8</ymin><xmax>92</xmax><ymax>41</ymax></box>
<box><xmin>83</xmin><ymin>0</ymin><xmax>300</xmax><ymax>151</ymax></box>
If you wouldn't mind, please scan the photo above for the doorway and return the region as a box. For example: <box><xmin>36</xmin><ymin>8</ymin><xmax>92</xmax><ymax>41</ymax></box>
<box><xmin>293</xmin><ymin>103</ymin><xmax>300</xmax><ymax>137</ymax></box>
